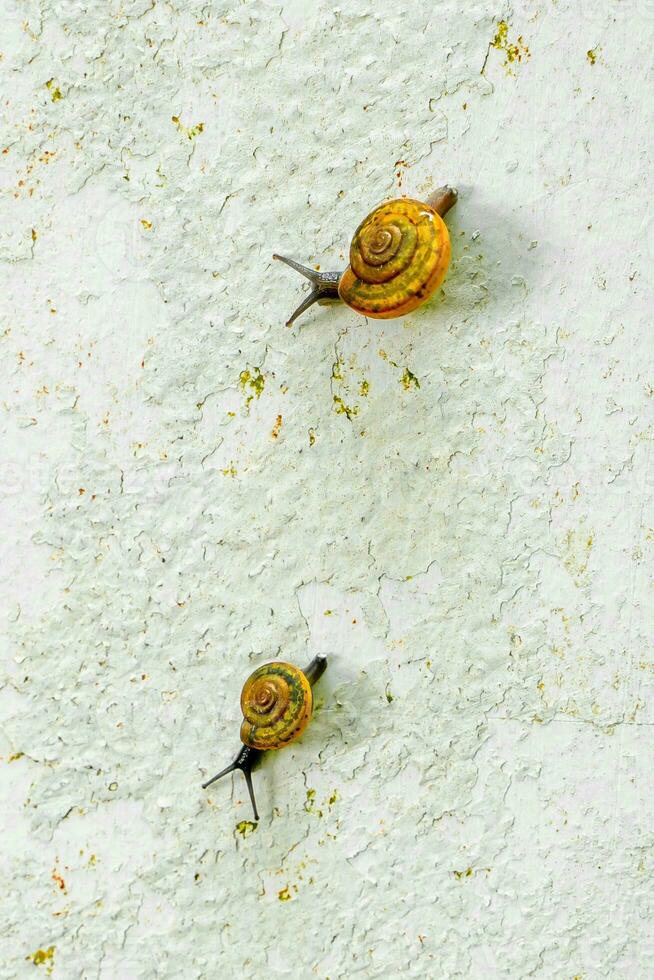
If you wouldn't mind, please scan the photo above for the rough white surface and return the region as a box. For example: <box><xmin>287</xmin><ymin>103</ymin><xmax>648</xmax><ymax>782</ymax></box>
<box><xmin>1</xmin><ymin>1</ymin><xmax>653</xmax><ymax>977</ymax></box>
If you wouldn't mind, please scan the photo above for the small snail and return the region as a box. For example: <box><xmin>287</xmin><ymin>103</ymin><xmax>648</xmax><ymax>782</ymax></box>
<box><xmin>202</xmin><ymin>655</ymin><xmax>327</xmax><ymax>820</ymax></box>
<box><xmin>274</xmin><ymin>184</ymin><xmax>457</xmax><ymax>325</ymax></box>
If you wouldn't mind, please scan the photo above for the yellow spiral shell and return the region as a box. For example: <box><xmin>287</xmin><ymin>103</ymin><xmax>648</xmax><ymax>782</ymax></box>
<box><xmin>337</xmin><ymin>198</ymin><xmax>451</xmax><ymax>319</ymax></box>
<box><xmin>240</xmin><ymin>662</ymin><xmax>313</xmax><ymax>750</ymax></box>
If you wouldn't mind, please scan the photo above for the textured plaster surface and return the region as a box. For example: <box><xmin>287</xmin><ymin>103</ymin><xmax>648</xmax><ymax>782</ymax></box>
<box><xmin>1</xmin><ymin>1</ymin><xmax>653</xmax><ymax>977</ymax></box>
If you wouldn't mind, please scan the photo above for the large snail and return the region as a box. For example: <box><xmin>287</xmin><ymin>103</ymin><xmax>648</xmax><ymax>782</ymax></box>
<box><xmin>202</xmin><ymin>655</ymin><xmax>327</xmax><ymax>820</ymax></box>
<box><xmin>274</xmin><ymin>184</ymin><xmax>457</xmax><ymax>325</ymax></box>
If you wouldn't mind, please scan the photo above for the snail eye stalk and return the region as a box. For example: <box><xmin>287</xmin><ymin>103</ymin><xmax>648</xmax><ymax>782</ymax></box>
<box><xmin>272</xmin><ymin>254</ymin><xmax>342</xmax><ymax>326</ymax></box>
<box><xmin>240</xmin><ymin>766</ymin><xmax>259</xmax><ymax>823</ymax></box>
<box><xmin>202</xmin><ymin>745</ymin><xmax>261</xmax><ymax>821</ymax></box>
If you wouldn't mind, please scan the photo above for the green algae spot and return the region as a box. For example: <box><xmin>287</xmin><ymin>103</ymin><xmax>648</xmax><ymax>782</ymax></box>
<box><xmin>333</xmin><ymin>395</ymin><xmax>359</xmax><ymax>419</ymax></box>
<box><xmin>400</xmin><ymin>367</ymin><xmax>420</xmax><ymax>390</ymax></box>
<box><xmin>453</xmin><ymin>867</ymin><xmax>474</xmax><ymax>880</ymax></box>
<box><xmin>328</xmin><ymin>790</ymin><xmax>339</xmax><ymax>805</ymax></box>
<box><xmin>45</xmin><ymin>79</ymin><xmax>62</xmax><ymax>101</ymax></box>
<box><xmin>171</xmin><ymin>115</ymin><xmax>205</xmax><ymax>139</ymax></box>
<box><xmin>385</xmin><ymin>686</ymin><xmax>394</xmax><ymax>703</ymax></box>
<box><xmin>27</xmin><ymin>946</ymin><xmax>55</xmax><ymax>968</ymax></box>
<box><xmin>278</xmin><ymin>885</ymin><xmax>292</xmax><ymax>901</ymax></box>
<box><xmin>239</xmin><ymin>367</ymin><xmax>265</xmax><ymax>407</ymax></box>
<box><xmin>236</xmin><ymin>820</ymin><xmax>258</xmax><ymax>837</ymax></box>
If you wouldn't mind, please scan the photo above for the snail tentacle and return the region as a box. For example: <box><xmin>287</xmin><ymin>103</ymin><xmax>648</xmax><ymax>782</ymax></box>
<box><xmin>273</xmin><ymin>254</ymin><xmax>342</xmax><ymax>326</ymax></box>
<box><xmin>284</xmin><ymin>286</ymin><xmax>326</xmax><ymax>327</ymax></box>
<box><xmin>202</xmin><ymin>744</ymin><xmax>262</xmax><ymax>821</ymax></box>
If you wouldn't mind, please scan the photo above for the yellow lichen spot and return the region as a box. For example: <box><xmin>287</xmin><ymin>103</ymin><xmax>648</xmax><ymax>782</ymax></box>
<box><xmin>331</xmin><ymin>357</ymin><xmax>344</xmax><ymax>382</ymax></box>
<box><xmin>562</xmin><ymin>527</ymin><xmax>594</xmax><ymax>583</ymax></box>
<box><xmin>308</xmin><ymin>427</ymin><xmax>316</xmax><ymax>446</ymax></box>
<box><xmin>31</xmin><ymin>228</ymin><xmax>37</xmax><ymax>242</ymax></box>
<box><xmin>221</xmin><ymin>463</ymin><xmax>237</xmax><ymax>478</ymax></box>
<box><xmin>492</xmin><ymin>20</ymin><xmax>508</xmax><ymax>47</ymax></box>
<box><xmin>271</xmin><ymin>414</ymin><xmax>282</xmax><ymax>439</ymax></box>
<box><xmin>239</xmin><ymin>366</ymin><xmax>265</xmax><ymax>406</ymax></box>
<box><xmin>333</xmin><ymin>395</ymin><xmax>359</xmax><ymax>419</ymax></box>
<box><xmin>236</xmin><ymin>820</ymin><xmax>258</xmax><ymax>837</ymax></box>
<box><xmin>278</xmin><ymin>885</ymin><xmax>292</xmax><ymax>902</ymax></box>
<box><xmin>328</xmin><ymin>790</ymin><xmax>339</xmax><ymax>805</ymax></box>
<box><xmin>45</xmin><ymin>79</ymin><xmax>62</xmax><ymax>101</ymax></box>
<box><xmin>172</xmin><ymin>115</ymin><xmax>205</xmax><ymax>140</ymax></box>
<box><xmin>140</xmin><ymin>219</ymin><xmax>152</xmax><ymax>230</ymax></box>
<box><xmin>453</xmin><ymin>867</ymin><xmax>474</xmax><ymax>880</ymax></box>
<box><xmin>489</xmin><ymin>21</ymin><xmax>530</xmax><ymax>73</ymax></box>
<box><xmin>587</xmin><ymin>47</ymin><xmax>599</xmax><ymax>65</ymax></box>
<box><xmin>359</xmin><ymin>379</ymin><xmax>370</xmax><ymax>396</ymax></box>
<box><xmin>400</xmin><ymin>367</ymin><xmax>420</xmax><ymax>390</ymax></box>
<box><xmin>27</xmin><ymin>946</ymin><xmax>55</xmax><ymax>969</ymax></box>
<box><xmin>304</xmin><ymin>788</ymin><xmax>318</xmax><ymax>814</ymax></box>
<box><xmin>378</xmin><ymin>348</ymin><xmax>388</xmax><ymax>360</ymax></box>
<box><xmin>8</xmin><ymin>751</ymin><xmax>24</xmax><ymax>762</ymax></box>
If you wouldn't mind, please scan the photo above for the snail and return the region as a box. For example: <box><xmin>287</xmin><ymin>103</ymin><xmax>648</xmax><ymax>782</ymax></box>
<box><xmin>273</xmin><ymin>184</ymin><xmax>457</xmax><ymax>326</ymax></box>
<box><xmin>202</xmin><ymin>655</ymin><xmax>327</xmax><ymax>821</ymax></box>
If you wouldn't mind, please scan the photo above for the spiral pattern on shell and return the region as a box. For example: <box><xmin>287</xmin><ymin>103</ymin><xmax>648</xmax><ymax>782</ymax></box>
<box><xmin>337</xmin><ymin>198</ymin><xmax>451</xmax><ymax>319</ymax></box>
<box><xmin>240</xmin><ymin>662</ymin><xmax>313</xmax><ymax>750</ymax></box>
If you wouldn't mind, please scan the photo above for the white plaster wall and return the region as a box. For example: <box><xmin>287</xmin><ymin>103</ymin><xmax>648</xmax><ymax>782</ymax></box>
<box><xmin>1</xmin><ymin>1</ymin><xmax>653</xmax><ymax>977</ymax></box>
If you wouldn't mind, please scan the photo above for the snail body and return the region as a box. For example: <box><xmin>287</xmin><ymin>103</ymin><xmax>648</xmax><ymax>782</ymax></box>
<box><xmin>274</xmin><ymin>184</ymin><xmax>457</xmax><ymax>325</ymax></box>
<box><xmin>202</xmin><ymin>655</ymin><xmax>327</xmax><ymax>821</ymax></box>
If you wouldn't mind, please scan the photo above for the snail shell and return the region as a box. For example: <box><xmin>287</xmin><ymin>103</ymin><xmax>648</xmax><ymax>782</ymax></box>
<box><xmin>240</xmin><ymin>661</ymin><xmax>313</xmax><ymax>751</ymax></box>
<box><xmin>338</xmin><ymin>198</ymin><xmax>451</xmax><ymax>319</ymax></box>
